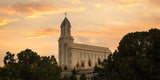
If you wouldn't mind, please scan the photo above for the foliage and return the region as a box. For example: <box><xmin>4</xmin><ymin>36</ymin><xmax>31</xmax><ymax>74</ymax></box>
<box><xmin>64</xmin><ymin>65</ymin><xmax>68</xmax><ymax>70</ymax></box>
<box><xmin>93</xmin><ymin>63</ymin><xmax>101</xmax><ymax>73</ymax></box>
<box><xmin>91</xmin><ymin>75</ymin><xmax>102</xmax><ymax>80</ymax></box>
<box><xmin>0</xmin><ymin>49</ymin><xmax>62</xmax><ymax>80</ymax></box>
<box><xmin>62</xmin><ymin>75</ymin><xmax>68</xmax><ymax>80</ymax></box>
<box><xmin>69</xmin><ymin>74</ymin><xmax>77</xmax><ymax>80</ymax></box>
<box><xmin>80</xmin><ymin>74</ymin><xmax>87</xmax><ymax>80</ymax></box>
<box><xmin>72</xmin><ymin>67</ymin><xmax>77</xmax><ymax>75</ymax></box>
<box><xmin>4</xmin><ymin>52</ymin><xmax>15</xmax><ymax>65</ymax></box>
<box><xmin>103</xmin><ymin>28</ymin><xmax>160</xmax><ymax>80</ymax></box>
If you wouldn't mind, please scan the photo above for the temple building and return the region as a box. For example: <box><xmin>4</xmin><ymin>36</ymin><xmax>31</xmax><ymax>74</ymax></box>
<box><xmin>58</xmin><ymin>14</ymin><xmax>111</xmax><ymax>69</ymax></box>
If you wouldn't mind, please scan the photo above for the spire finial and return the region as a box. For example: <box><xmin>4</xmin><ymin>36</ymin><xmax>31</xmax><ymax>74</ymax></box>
<box><xmin>65</xmin><ymin>13</ymin><xmax>67</xmax><ymax>17</ymax></box>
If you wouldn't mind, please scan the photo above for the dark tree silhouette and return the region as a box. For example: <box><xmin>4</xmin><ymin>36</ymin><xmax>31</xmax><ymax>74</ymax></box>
<box><xmin>80</xmin><ymin>74</ymin><xmax>87</xmax><ymax>80</ymax></box>
<box><xmin>4</xmin><ymin>52</ymin><xmax>15</xmax><ymax>66</ymax></box>
<box><xmin>64</xmin><ymin>65</ymin><xmax>68</xmax><ymax>70</ymax></box>
<box><xmin>103</xmin><ymin>28</ymin><xmax>160</xmax><ymax>80</ymax></box>
<box><xmin>1</xmin><ymin>49</ymin><xmax>62</xmax><ymax>80</ymax></box>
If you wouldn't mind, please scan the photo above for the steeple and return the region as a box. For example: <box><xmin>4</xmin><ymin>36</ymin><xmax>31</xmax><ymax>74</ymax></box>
<box><xmin>58</xmin><ymin>13</ymin><xmax>74</xmax><ymax>67</ymax></box>
<box><xmin>65</xmin><ymin>13</ymin><xmax>67</xmax><ymax>17</ymax></box>
<box><xmin>60</xmin><ymin>13</ymin><xmax>72</xmax><ymax>37</ymax></box>
<box><xmin>61</xmin><ymin>17</ymin><xmax>71</xmax><ymax>28</ymax></box>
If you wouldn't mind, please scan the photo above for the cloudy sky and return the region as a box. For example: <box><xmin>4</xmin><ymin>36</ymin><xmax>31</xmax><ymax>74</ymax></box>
<box><xmin>0</xmin><ymin>0</ymin><xmax>160</xmax><ymax>66</ymax></box>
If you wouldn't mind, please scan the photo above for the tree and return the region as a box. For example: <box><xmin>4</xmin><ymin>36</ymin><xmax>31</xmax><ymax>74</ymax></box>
<box><xmin>94</xmin><ymin>63</ymin><xmax>101</xmax><ymax>73</ymax></box>
<box><xmin>80</xmin><ymin>74</ymin><xmax>87</xmax><ymax>80</ymax></box>
<box><xmin>17</xmin><ymin>49</ymin><xmax>41</xmax><ymax>65</ymax></box>
<box><xmin>0</xmin><ymin>67</ymin><xmax>3</xmax><ymax>79</ymax></box>
<box><xmin>38</xmin><ymin>56</ymin><xmax>62</xmax><ymax>80</ymax></box>
<box><xmin>4</xmin><ymin>52</ymin><xmax>15</xmax><ymax>66</ymax></box>
<box><xmin>64</xmin><ymin>65</ymin><xmax>68</xmax><ymax>70</ymax></box>
<box><xmin>62</xmin><ymin>75</ymin><xmax>68</xmax><ymax>80</ymax></box>
<box><xmin>103</xmin><ymin>28</ymin><xmax>160</xmax><ymax>80</ymax></box>
<box><xmin>72</xmin><ymin>67</ymin><xmax>77</xmax><ymax>75</ymax></box>
<box><xmin>16</xmin><ymin>49</ymin><xmax>41</xmax><ymax>80</ymax></box>
<box><xmin>91</xmin><ymin>75</ymin><xmax>101</xmax><ymax>80</ymax></box>
<box><xmin>1</xmin><ymin>49</ymin><xmax>62</xmax><ymax>80</ymax></box>
<box><xmin>69</xmin><ymin>74</ymin><xmax>77</xmax><ymax>80</ymax></box>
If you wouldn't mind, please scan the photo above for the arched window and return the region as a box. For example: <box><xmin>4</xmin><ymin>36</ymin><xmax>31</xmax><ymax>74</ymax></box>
<box><xmin>67</xmin><ymin>27</ymin><xmax>70</xmax><ymax>35</ymax></box>
<box><xmin>70</xmin><ymin>53</ymin><xmax>72</xmax><ymax>57</ymax></box>
<box><xmin>88</xmin><ymin>58</ymin><xmax>91</xmax><ymax>67</ymax></box>
<box><xmin>87</xmin><ymin>53</ymin><xmax>89</xmax><ymax>58</ymax></box>
<box><xmin>80</xmin><ymin>53</ymin><xmax>82</xmax><ymax>58</ymax></box>
<box><xmin>91</xmin><ymin>54</ymin><xmax>92</xmax><ymax>58</ymax></box>
<box><xmin>60</xmin><ymin>53</ymin><xmax>63</xmax><ymax>59</ymax></box>
<box><xmin>98</xmin><ymin>57</ymin><xmax>101</xmax><ymax>65</ymax></box>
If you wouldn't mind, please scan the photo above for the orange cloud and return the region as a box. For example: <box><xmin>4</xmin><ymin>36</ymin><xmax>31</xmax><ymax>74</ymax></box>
<box><xmin>0</xmin><ymin>2</ymin><xmax>85</xmax><ymax>19</ymax></box>
<box><xmin>25</xmin><ymin>27</ymin><xmax>59</xmax><ymax>39</ymax></box>
<box><xmin>0</xmin><ymin>18</ymin><xmax>19</xmax><ymax>25</ymax></box>
<box><xmin>24</xmin><ymin>27</ymin><xmax>122</xmax><ymax>39</ymax></box>
<box><xmin>73</xmin><ymin>31</ymin><xmax>115</xmax><ymax>37</ymax></box>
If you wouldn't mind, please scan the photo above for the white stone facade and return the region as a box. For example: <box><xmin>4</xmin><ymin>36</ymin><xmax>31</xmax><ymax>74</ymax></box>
<box><xmin>58</xmin><ymin>16</ymin><xmax>111</xmax><ymax>69</ymax></box>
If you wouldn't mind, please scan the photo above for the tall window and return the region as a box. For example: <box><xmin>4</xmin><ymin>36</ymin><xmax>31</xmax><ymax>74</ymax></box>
<box><xmin>91</xmin><ymin>54</ymin><xmax>93</xmax><ymax>58</ymax></box>
<box><xmin>60</xmin><ymin>53</ymin><xmax>63</xmax><ymax>59</ymax></box>
<box><xmin>87</xmin><ymin>53</ymin><xmax>89</xmax><ymax>58</ymax></box>
<box><xmin>67</xmin><ymin>27</ymin><xmax>70</xmax><ymax>35</ymax></box>
<box><xmin>80</xmin><ymin>53</ymin><xmax>82</xmax><ymax>58</ymax></box>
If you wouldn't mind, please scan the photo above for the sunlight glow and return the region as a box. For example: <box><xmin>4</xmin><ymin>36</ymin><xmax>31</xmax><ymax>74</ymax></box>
<box><xmin>95</xmin><ymin>4</ymin><xmax>101</xmax><ymax>8</ymax></box>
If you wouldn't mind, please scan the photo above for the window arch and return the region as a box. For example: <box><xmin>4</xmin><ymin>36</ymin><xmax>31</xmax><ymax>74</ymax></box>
<box><xmin>84</xmin><ymin>53</ymin><xmax>85</xmax><ymax>58</ymax></box>
<box><xmin>80</xmin><ymin>53</ymin><xmax>82</xmax><ymax>58</ymax></box>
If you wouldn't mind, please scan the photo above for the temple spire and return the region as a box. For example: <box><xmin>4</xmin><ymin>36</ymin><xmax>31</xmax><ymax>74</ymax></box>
<box><xmin>65</xmin><ymin>13</ymin><xmax>67</xmax><ymax>17</ymax></box>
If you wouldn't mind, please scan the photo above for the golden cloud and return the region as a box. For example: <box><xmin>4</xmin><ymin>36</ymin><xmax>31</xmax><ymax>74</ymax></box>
<box><xmin>0</xmin><ymin>2</ymin><xmax>85</xmax><ymax>19</ymax></box>
<box><xmin>95</xmin><ymin>4</ymin><xmax>101</xmax><ymax>8</ymax></box>
<box><xmin>30</xmin><ymin>0</ymin><xmax>40</xmax><ymax>1</ymax></box>
<box><xmin>117</xmin><ymin>0</ymin><xmax>160</xmax><ymax>8</ymax></box>
<box><xmin>117</xmin><ymin>0</ymin><xmax>146</xmax><ymax>4</ymax></box>
<box><xmin>0</xmin><ymin>18</ymin><xmax>19</xmax><ymax>25</ymax></box>
<box><xmin>117</xmin><ymin>0</ymin><xmax>146</xmax><ymax>8</ymax></box>
<box><xmin>65</xmin><ymin>0</ymin><xmax>81</xmax><ymax>4</ymax></box>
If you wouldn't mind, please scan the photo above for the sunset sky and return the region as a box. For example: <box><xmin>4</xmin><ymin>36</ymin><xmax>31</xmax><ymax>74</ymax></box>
<box><xmin>0</xmin><ymin>0</ymin><xmax>160</xmax><ymax>66</ymax></box>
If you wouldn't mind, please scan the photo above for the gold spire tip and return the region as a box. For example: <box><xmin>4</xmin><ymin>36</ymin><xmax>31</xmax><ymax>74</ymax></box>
<box><xmin>65</xmin><ymin>13</ymin><xmax>67</xmax><ymax>17</ymax></box>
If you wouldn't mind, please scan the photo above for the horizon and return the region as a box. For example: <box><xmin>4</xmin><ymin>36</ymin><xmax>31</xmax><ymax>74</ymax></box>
<box><xmin>0</xmin><ymin>0</ymin><xmax>160</xmax><ymax>66</ymax></box>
